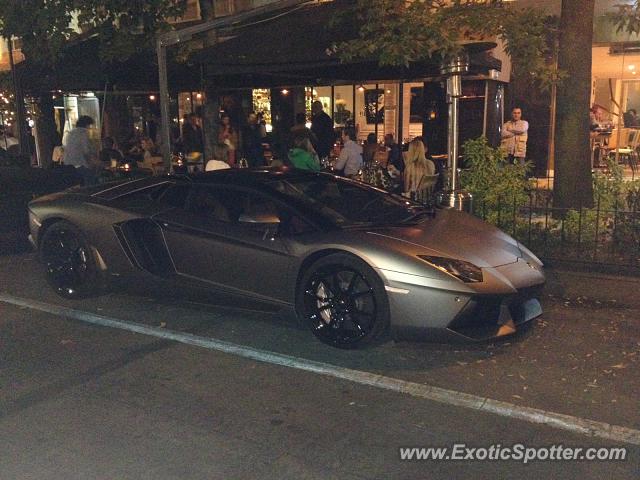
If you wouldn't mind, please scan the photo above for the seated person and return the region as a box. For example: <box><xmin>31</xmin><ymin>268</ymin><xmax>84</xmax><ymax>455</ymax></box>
<box><xmin>363</xmin><ymin>133</ymin><xmax>378</xmax><ymax>165</ymax></box>
<box><xmin>288</xmin><ymin>136</ymin><xmax>320</xmax><ymax>171</ymax></box>
<box><xmin>99</xmin><ymin>137</ymin><xmax>123</xmax><ymax>166</ymax></box>
<box><xmin>141</xmin><ymin>136</ymin><xmax>157</xmax><ymax>164</ymax></box>
<box><xmin>206</xmin><ymin>144</ymin><xmax>232</xmax><ymax>171</ymax></box>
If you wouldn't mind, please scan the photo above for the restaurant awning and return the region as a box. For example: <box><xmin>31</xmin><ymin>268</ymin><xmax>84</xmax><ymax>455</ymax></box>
<box><xmin>15</xmin><ymin>36</ymin><xmax>201</xmax><ymax>94</ymax></box>
<box><xmin>191</xmin><ymin>0</ymin><xmax>501</xmax><ymax>88</ymax></box>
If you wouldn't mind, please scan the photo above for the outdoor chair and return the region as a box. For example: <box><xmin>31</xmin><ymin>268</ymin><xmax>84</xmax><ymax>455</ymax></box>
<box><xmin>413</xmin><ymin>174</ymin><xmax>440</xmax><ymax>205</ymax></box>
<box><xmin>607</xmin><ymin>128</ymin><xmax>633</xmax><ymax>165</ymax></box>
<box><xmin>630</xmin><ymin>129</ymin><xmax>640</xmax><ymax>179</ymax></box>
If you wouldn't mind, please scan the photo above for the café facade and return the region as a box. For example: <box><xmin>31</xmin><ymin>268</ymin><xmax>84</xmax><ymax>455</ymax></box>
<box><xmin>183</xmin><ymin>0</ymin><xmax>507</xmax><ymax>158</ymax></box>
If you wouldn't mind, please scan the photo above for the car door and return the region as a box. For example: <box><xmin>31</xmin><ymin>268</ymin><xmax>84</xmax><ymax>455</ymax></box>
<box><xmin>155</xmin><ymin>184</ymin><xmax>299</xmax><ymax>304</ymax></box>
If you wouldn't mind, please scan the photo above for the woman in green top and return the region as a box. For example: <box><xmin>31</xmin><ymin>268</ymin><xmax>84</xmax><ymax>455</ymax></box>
<box><xmin>288</xmin><ymin>136</ymin><xmax>320</xmax><ymax>171</ymax></box>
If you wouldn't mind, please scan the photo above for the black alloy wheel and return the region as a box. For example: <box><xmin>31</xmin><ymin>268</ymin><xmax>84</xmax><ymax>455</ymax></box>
<box><xmin>40</xmin><ymin>221</ymin><xmax>98</xmax><ymax>299</ymax></box>
<box><xmin>297</xmin><ymin>253</ymin><xmax>390</xmax><ymax>348</ymax></box>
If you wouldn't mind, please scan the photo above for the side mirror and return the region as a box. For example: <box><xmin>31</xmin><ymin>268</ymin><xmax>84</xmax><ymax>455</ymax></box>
<box><xmin>238</xmin><ymin>213</ymin><xmax>281</xmax><ymax>226</ymax></box>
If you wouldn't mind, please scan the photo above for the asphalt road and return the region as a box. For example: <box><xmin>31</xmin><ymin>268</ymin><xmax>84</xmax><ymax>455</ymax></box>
<box><xmin>1</xmin><ymin>252</ymin><xmax>639</xmax><ymax>479</ymax></box>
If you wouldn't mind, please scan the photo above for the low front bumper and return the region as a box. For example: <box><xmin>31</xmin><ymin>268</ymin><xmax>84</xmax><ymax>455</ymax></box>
<box><xmin>444</xmin><ymin>285</ymin><xmax>544</xmax><ymax>341</ymax></box>
<box><xmin>380</xmin><ymin>260</ymin><xmax>545</xmax><ymax>342</ymax></box>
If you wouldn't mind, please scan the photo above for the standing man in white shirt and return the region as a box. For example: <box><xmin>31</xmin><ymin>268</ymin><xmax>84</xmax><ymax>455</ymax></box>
<box><xmin>501</xmin><ymin>107</ymin><xmax>529</xmax><ymax>166</ymax></box>
<box><xmin>334</xmin><ymin>127</ymin><xmax>363</xmax><ymax>178</ymax></box>
<box><xmin>63</xmin><ymin>115</ymin><xmax>98</xmax><ymax>185</ymax></box>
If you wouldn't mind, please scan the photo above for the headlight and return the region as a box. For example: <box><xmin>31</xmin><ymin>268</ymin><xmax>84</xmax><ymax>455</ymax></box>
<box><xmin>418</xmin><ymin>255</ymin><xmax>483</xmax><ymax>283</ymax></box>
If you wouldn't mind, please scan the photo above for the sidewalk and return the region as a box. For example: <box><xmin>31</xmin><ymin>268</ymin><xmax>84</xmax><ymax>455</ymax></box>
<box><xmin>546</xmin><ymin>268</ymin><xmax>640</xmax><ymax>309</ymax></box>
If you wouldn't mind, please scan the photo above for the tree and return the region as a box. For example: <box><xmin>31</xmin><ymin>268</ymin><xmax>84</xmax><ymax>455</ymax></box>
<box><xmin>0</xmin><ymin>0</ymin><xmax>187</xmax><ymax>64</ymax></box>
<box><xmin>553</xmin><ymin>0</ymin><xmax>595</xmax><ymax>210</ymax></box>
<box><xmin>0</xmin><ymin>0</ymin><xmax>187</xmax><ymax>165</ymax></box>
<box><xmin>332</xmin><ymin>1</ymin><xmax>602</xmax><ymax>208</ymax></box>
<box><xmin>197</xmin><ymin>0</ymin><xmax>221</xmax><ymax>161</ymax></box>
<box><xmin>607</xmin><ymin>1</ymin><xmax>640</xmax><ymax>35</ymax></box>
<box><xmin>334</xmin><ymin>0</ymin><xmax>560</xmax><ymax>89</ymax></box>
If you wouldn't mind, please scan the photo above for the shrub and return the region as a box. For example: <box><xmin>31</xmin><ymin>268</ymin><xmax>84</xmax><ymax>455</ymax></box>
<box><xmin>459</xmin><ymin>136</ymin><xmax>532</xmax><ymax>231</ymax></box>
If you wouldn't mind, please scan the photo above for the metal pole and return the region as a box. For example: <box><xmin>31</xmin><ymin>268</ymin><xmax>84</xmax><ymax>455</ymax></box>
<box><xmin>330</xmin><ymin>85</ymin><xmax>335</xmax><ymax>122</ymax></box>
<box><xmin>7</xmin><ymin>37</ymin><xmax>29</xmax><ymax>157</ymax></box>
<box><xmin>437</xmin><ymin>54</ymin><xmax>471</xmax><ymax>211</ymax></box>
<box><xmin>157</xmin><ymin>38</ymin><xmax>172</xmax><ymax>173</ymax></box>
<box><xmin>374</xmin><ymin>83</ymin><xmax>379</xmax><ymax>140</ymax></box>
<box><xmin>398</xmin><ymin>82</ymin><xmax>404</xmax><ymax>144</ymax></box>
<box><xmin>155</xmin><ymin>0</ymin><xmax>315</xmax><ymax>173</ymax></box>
<box><xmin>447</xmin><ymin>74</ymin><xmax>461</xmax><ymax>191</ymax></box>
<box><xmin>100</xmin><ymin>82</ymin><xmax>108</xmax><ymax>138</ymax></box>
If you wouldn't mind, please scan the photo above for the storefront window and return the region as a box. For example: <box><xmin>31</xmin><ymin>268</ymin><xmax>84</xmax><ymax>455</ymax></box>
<box><xmin>382</xmin><ymin>83</ymin><xmax>399</xmax><ymax>143</ymax></box>
<box><xmin>252</xmin><ymin>88</ymin><xmax>272</xmax><ymax>131</ymax></box>
<box><xmin>404</xmin><ymin>82</ymin><xmax>424</xmax><ymax>142</ymax></box>
<box><xmin>333</xmin><ymin>85</ymin><xmax>353</xmax><ymax>128</ymax></box>
<box><xmin>310</xmin><ymin>86</ymin><xmax>332</xmax><ymax>124</ymax></box>
<box><xmin>178</xmin><ymin>91</ymin><xmax>205</xmax><ymax>125</ymax></box>
<box><xmin>62</xmin><ymin>94</ymin><xmax>101</xmax><ymax>139</ymax></box>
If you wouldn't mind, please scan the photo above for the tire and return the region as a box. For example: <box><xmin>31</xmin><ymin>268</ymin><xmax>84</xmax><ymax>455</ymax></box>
<box><xmin>39</xmin><ymin>220</ymin><xmax>99</xmax><ymax>299</ymax></box>
<box><xmin>296</xmin><ymin>253</ymin><xmax>390</xmax><ymax>349</ymax></box>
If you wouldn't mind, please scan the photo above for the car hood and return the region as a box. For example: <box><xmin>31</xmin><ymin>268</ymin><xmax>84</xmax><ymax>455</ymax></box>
<box><xmin>366</xmin><ymin>209</ymin><xmax>522</xmax><ymax>268</ymax></box>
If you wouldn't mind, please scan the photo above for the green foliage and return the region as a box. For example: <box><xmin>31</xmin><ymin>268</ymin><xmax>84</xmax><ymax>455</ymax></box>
<box><xmin>0</xmin><ymin>0</ymin><xmax>76</xmax><ymax>64</ymax></box>
<box><xmin>624</xmin><ymin>178</ymin><xmax>640</xmax><ymax>211</ymax></box>
<box><xmin>447</xmin><ymin>140</ymin><xmax>639</xmax><ymax>267</ymax></box>
<box><xmin>544</xmin><ymin>160</ymin><xmax>640</xmax><ymax>261</ymax></box>
<box><xmin>563</xmin><ymin>208</ymin><xmax>598</xmax><ymax>244</ymax></box>
<box><xmin>333</xmin><ymin>0</ymin><xmax>562</xmax><ymax>89</ymax></box>
<box><xmin>606</xmin><ymin>1</ymin><xmax>640</xmax><ymax>35</ymax></box>
<box><xmin>0</xmin><ymin>0</ymin><xmax>187</xmax><ymax>65</ymax></box>
<box><xmin>78</xmin><ymin>0</ymin><xmax>188</xmax><ymax>62</ymax></box>
<box><xmin>459</xmin><ymin>136</ymin><xmax>532</xmax><ymax>228</ymax></box>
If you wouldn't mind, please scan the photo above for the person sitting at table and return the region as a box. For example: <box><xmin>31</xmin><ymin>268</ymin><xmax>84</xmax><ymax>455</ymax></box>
<box><xmin>206</xmin><ymin>144</ymin><xmax>232</xmax><ymax>171</ymax></box>
<box><xmin>404</xmin><ymin>138</ymin><xmax>436</xmax><ymax>198</ymax></box>
<box><xmin>99</xmin><ymin>137</ymin><xmax>123</xmax><ymax>167</ymax></box>
<box><xmin>288</xmin><ymin>136</ymin><xmax>320</xmax><ymax>171</ymax></box>
<box><xmin>384</xmin><ymin>134</ymin><xmax>404</xmax><ymax>174</ymax></box>
<box><xmin>363</xmin><ymin>133</ymin><xmax>378</xmax><ymax>166</ymax></box>
<box><xmin>334</xmin><ymin>127</ymin><xmax>363</xmax><ymax>178</ymax></box>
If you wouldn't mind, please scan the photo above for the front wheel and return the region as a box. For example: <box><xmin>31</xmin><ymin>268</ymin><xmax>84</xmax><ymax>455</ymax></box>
<box><xmin>296</xmin><ymin>254</ymin><xmax>390</xmax><ymax>349</ymax></box>
<box><xmin>39</xmin><ymin>220</ymin><xmax>99</xmax><ymax>299</ymax></box>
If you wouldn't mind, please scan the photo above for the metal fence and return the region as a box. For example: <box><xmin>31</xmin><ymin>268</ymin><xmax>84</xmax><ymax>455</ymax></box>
<box><xmin>472</xmin><ymin>189</ymin><xmax>640</xmax><ymax>275</ymax></box>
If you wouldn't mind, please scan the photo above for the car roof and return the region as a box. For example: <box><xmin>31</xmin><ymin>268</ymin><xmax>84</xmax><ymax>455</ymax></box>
<box><xmin>188</xmin><ymin>167</ymin><xmax>333</xmax><ymax>186</ymax></box>
<box><xmin>90</xmin><ymin>168</ymin><xmax>341</xmax><ymax>201</ymax></box>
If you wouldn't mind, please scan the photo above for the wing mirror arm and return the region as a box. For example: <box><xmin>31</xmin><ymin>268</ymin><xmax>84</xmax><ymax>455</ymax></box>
<box><xmin>238</xmin><ymin>213</ymin><xmax>281</xmax><ymax>241</ymax></box>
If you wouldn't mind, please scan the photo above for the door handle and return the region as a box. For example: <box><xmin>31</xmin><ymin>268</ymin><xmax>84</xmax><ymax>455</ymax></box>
<box><xmin>159</xmin><ymin>221</ymin><xmax>189</xmax><ymax>233</ymax></box>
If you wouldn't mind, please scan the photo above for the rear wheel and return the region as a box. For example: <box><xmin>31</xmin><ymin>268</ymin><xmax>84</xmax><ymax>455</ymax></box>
<box><xmin>296</xmin><ymin>254</ymin><xmax>390</xmax><ymax>348</ymax></box>
<box><xmin>39</xmin><ymin>221</ymin><xmax>98</xmax><ymax>299</ymax></box>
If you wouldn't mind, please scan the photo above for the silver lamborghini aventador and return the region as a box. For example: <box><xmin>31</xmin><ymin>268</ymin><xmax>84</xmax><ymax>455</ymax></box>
<box><xmin>28</xmin><ymin>169</ymin><xmax>545</xmax><ymax>348</ymax></box>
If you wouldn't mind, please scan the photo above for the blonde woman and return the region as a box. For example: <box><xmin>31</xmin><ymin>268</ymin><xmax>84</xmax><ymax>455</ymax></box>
<box><xmin>404</xmin><ymin>138</ymin><xmax>436</xmax><ymax>197</ymax></box>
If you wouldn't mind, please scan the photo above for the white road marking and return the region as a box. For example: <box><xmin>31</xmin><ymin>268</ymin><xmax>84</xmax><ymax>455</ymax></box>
<box><xmin>2</xmin><ymin>292</ymin><xmax>639</xmax><ymax>446</ymax></box>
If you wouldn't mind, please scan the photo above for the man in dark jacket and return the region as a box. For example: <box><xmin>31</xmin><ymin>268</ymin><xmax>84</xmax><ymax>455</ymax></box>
<box><xmin>182</xmin><ymin>113</ymin><xmax>204</xmax><ymax>155</ymax></box>
<box><xmin>384</xmin><ymin>134</ymin><xmax>404</xmax><ymax>173</ymax></box>
<box><xmin>242</xmin><ymin>112</ymin><xmax>264</xmax><ymax>167</ymax></box>
<box><xmin>311</xmin><ymin>101</ymin><xmax>335</xmax><ymax>160</ymax></box>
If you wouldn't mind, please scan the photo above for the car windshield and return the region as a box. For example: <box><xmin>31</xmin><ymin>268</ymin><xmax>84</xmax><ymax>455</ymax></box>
<box><xmin>266</xmin><ymin>176</ymin><xmax>430</xmax><ymax>227</ymax></box>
